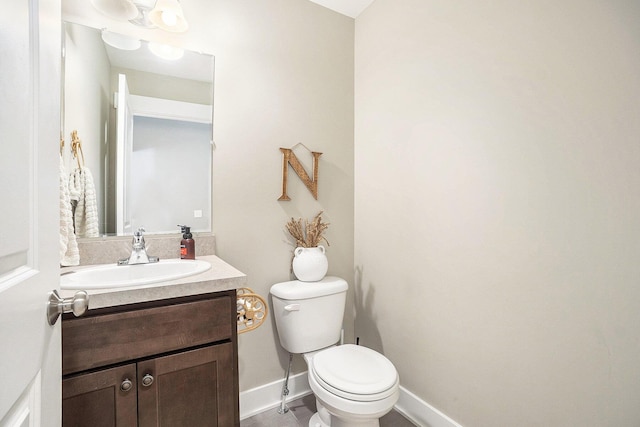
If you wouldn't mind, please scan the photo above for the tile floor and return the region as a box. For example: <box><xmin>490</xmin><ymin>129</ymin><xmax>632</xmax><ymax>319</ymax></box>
<box><xmin>240</xmin><ymin>394</ymin><xmax>417</xmax><ymax>427</ymax></box>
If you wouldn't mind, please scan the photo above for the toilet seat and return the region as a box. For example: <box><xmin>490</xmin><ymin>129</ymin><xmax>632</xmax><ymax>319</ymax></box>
<box><xmin>311</xmin><ymin>344</ymin><xmax>398</xmax><ymax>402</ymax></box>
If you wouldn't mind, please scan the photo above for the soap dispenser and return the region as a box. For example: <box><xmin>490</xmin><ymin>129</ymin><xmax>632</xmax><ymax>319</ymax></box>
<box><xmin>178</xmin><ymin>225</ymin><xmax>195</xmax><ymax>260</ymax></box>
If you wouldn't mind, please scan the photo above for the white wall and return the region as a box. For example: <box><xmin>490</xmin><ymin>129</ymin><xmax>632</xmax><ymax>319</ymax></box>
<box><xmin>355</xmin><ymin>0</ymin><xmax>640</xmax><ymax>425</ymax></box>
<box><xmin>130</xmin><ymin>116</ymin><xmax>211</xmax><ymax>233</ymax></box>
<box><xmin>63</xmin><ymin>22</ymin><xmax>109</xmax><ymax>234</ymax></box>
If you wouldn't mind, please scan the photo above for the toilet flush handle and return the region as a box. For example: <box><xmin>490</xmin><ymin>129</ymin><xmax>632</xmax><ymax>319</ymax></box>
<box><xmin>284</xmin><ymin>304</ymin><xmax>300</xmax><ymax>312</ymax></box>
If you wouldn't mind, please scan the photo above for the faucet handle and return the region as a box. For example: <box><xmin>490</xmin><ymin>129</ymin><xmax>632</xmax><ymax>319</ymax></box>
<box><xmin>132</xmin><ymin>227</ymin><xmax>146</xmax><ymax>249</ymax></box>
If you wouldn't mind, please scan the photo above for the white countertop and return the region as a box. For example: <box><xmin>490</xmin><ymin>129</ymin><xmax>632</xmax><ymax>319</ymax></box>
<box><xmin>59</xmin><ymin>255</ymin><xmax>247</xmax><ymax>310</ymax></box>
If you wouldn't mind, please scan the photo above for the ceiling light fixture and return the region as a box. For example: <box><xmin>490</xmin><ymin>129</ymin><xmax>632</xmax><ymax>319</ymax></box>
<box><xmin>128</xmin><ymin>1</ymin><xmax>156</xmax><ymax>28</ymax></box>
<box><xmin>90</xmin><ymin>0</ymin><xmax>139</xmax><ymax>21</ymax></box>
<box><xmin>149</xmin><ymin>0</ymin><xmax>189</xmax><ymax>33</ymax></box>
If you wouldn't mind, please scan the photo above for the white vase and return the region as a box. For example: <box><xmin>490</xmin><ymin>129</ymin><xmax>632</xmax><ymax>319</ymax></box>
<box><xmin>292</xmin><ymin>245</ymin><xmax>328</xmax><ymax>282</ymax></box>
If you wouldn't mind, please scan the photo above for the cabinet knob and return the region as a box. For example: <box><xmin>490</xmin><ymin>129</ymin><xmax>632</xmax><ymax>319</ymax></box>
<box><xmin>141</xmin><ymin>373</ymin><xmax>154</xmax><ymax>387</ymax></box>
<box><xmin>120</xmin><ymin>379</ymin><xmax>133</xmax><ymax>392</ymax></box>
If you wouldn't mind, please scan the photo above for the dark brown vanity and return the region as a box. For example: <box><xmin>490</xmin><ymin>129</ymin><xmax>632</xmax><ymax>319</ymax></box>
<box><xmin>59</xmin><ymin>255</ymin><xmax>245</xmax><ymax>427</ymax></box>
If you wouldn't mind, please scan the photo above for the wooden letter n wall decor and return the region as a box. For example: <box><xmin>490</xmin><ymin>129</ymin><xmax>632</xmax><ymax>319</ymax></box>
<box><xmin>278</xmin><ymin>147</ymin><xmax>322</xmax><ymax>201</ymax></box>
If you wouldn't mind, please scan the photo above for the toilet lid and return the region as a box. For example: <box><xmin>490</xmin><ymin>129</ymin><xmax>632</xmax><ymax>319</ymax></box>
<box><xmin>312</xmin><ymin>345</ymin><xmax>398</xmax><ymax>399</ymax></box>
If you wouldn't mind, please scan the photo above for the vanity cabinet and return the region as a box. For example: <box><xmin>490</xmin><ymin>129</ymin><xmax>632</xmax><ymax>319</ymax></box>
<box><xmin>61</xmin><ymin>290</ymin><xmax>239</xmax><ymax>427</ymax></box>
<box><xmin>62</xmin><ymin>364</ymin><xmax>137</xmax><ymax>426</ymax></box>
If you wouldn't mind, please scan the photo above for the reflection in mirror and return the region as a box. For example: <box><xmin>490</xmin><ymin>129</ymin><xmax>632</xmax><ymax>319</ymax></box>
<box><xmin>62</xmin><ymin>21</ymin><xmax>214</xmax><ymax>236</ymax></box>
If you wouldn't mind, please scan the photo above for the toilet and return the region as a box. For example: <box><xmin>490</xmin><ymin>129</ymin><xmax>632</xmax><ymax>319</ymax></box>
<box><xmin>270</xmin><ymin>277</ymin><xmax>399</xmax><ymax>427</ymax></box>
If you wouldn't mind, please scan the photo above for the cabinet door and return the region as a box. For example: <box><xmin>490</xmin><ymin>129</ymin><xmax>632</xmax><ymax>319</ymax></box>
<box><xmin>137</xmin><ymin>343</ymin><xmax>236</xmax><ymax>427</ymax></box>
<box><xmin>62</xmin><ymin>364</ymin><xmax>137</xmax><ymax>427</ymax></box>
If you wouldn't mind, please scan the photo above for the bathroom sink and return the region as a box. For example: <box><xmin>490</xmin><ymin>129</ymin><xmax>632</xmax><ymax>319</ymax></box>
<box><xmin>60</xmin><ymin>259</ymin><xmax>211</xmax><ymax>290</ymax></box>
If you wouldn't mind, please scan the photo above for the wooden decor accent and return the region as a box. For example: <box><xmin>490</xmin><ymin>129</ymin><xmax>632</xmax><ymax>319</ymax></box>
<box><xmin>70</xmin><ymin>130</ymin><xmax>85</xmax><ymax>169</ymax></box>
<box><xmin>236</xmin><ymin>288</ymin><xmax>268</xmax><ymax>334</ymax></box>
<box><xmin>278</xmin><ymin>146</ymin><xmax>322</xmax><ymax>201</ymax></box>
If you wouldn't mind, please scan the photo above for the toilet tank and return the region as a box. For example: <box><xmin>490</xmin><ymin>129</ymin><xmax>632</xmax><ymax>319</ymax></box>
<box><xmin>270</xmin><ymin>276</ymin><xmax>348</xmax><ymax>354</ymax></box>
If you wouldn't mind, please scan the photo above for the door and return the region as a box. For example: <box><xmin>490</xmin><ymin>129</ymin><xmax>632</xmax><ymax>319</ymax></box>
<box><xmin>115</xmin><ymin>74</ymin><xmax>133</xmax><ymax>235</ymax></box>
<box><xmin>0</xmin><ymin>0</ymin><xmax>62</xmax><ymax>425</ymax></box>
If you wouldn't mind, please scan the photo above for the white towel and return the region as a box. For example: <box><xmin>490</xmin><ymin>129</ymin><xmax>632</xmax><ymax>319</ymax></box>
<box><xmin>69</xmin><ymin>166</ymin><xmax>99</xmax><ymax>238</ymax></box>
<box><xmin>60</xmin><ymin>155</ymin><xmax>80</xmax><ymax>266</ymax></box>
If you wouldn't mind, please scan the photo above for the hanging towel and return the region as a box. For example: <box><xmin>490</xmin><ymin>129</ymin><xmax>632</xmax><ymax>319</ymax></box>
<box><xmin>69</xmin><ymin>166</ymin><xmax>99</xmax><ymax>238</ymax></box>
<box><xmin>60</xmin><ymin>154</ymin><xmax>80</xmax><ymax>266</ymax></box>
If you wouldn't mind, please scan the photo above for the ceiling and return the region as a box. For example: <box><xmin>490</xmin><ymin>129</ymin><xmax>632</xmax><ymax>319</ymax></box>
<box><xmin>307</xmin><ymin>0</ymin><xmax>374</xmax><ymax>18</ymax></box>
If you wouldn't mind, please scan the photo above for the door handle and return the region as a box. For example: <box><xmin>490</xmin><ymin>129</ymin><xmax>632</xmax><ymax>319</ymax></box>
<box><xmin>47</xmin><ymin>290</ymin><xmax>89</xmax><ymax>325</ymax></box>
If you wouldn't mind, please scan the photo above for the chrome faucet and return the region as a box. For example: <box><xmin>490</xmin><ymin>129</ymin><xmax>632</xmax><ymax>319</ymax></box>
<box><xmin>118</xmin><ymin>227</ymin><xmax>159</xmax><ymax>265</ymax></box>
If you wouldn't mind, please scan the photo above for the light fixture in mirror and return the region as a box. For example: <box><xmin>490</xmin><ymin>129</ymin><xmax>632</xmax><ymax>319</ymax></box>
<box><xmin>62</xmin><ymin>21</ymin><xmax>214</xmax><ymax>237</ymax></box>
<box><xmin>101</xmin><ymin>30</ymin><xmax>141</xmax><ymax>50</ymax></box>
<box><xmin>148</xmin><ymin>41</ymin><xmax>184</xmax><ymax>60</ymax></box>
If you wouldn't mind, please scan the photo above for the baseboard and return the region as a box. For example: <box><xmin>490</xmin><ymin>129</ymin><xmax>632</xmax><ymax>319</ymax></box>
<box><xmin>239</xmin><ymin>373</ymin><xmax>463</xmax><ymax>427</ymax></box>
<box><xmin>395</xmin><ymin>386</ymin><xmax>463</xmax><ymax>427</ymax></box>
<box><xmin>239</xmin><ymin>371</ymin><xmax>312</xmax><ymax>420</ymax></box>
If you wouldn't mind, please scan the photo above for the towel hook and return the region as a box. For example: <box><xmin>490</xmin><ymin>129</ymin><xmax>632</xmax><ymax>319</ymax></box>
<box><xmin>70</xmin><ymin>130</ymin><xmax>85</xmax><ymax>169</ymax></box>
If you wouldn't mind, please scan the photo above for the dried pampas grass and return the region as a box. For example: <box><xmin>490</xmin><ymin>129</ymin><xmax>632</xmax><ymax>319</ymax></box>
<box><xmin>285</xmin><ymin>211</ymin><xmax>329</xmax><ymax>248</ymax></box>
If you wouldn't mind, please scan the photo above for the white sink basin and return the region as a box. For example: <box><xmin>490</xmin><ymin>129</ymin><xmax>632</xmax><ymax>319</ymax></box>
<box><xmin>61</xmin><ymin>259</ymin><xmax>211</xmax><ymax>290</ymax></box>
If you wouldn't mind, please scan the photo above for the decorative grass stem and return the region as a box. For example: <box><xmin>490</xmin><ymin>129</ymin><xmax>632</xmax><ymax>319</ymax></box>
<box><xmin>285</xmin><ymin>211</ymin><xmax>329</xmax><ymax>248</ymax></box>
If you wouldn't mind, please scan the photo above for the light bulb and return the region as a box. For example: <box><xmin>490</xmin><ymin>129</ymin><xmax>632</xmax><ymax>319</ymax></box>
<box><xmin>161</xmin><ymin>10</ymin><xmax>177</xmax><ymax>27</ymax></box>
<box><xmin>149</xmin><ymin>0</ymin><xmax>189</xmax><ymax>33</ymax></box>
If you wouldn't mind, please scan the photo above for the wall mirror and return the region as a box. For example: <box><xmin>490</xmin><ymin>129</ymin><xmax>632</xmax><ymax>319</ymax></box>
<box><xmin>62</xmin><ymin>19</ymin><xmax>214</xmax><ymax>237</ymax></box>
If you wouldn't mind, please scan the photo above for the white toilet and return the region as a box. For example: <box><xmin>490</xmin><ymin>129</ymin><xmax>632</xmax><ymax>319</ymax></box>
<box><xmin>270</xmin><ymin>276</ymin><xmax>399</xmax><ymax>427</ymax></box>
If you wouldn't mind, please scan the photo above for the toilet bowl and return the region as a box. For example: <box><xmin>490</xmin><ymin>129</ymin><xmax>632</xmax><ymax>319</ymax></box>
<box><xmin>270</xmin><ymin>277</ymin><xmax>400</xmax><ymax>427</ymax></box>
<box><xmin>305</xmin><ymin>344</ymin><xmax>399</xmax><ymax>427</ymax></box>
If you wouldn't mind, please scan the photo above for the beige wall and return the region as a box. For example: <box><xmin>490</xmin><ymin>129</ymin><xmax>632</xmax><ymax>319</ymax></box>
<box><xmin>207</xmin><ymin>1</ymin><xmax>355</xmax><ymax>389</ymax></box>
<box><xmin>113</xmin><ymin>0</ymin><xmax>355</xmax><ymax>390</ymax></box>
<box><xmin>355</xmin><ymin>0</ymin><xmax>640</xmax><ymax>425</ymax></box>
<box><xmin>110</xmin><ymin>67</ymin><xmax>212</xmax><ymax>105</ymax></box>
<box><xmin>62</xmin><ymin>1</ymin><xmax>640</xmax><ymax>423</ymax></box>
<box><xmin>63</xmin><ymin>0</ymin><xmax>354</xmax><ymax>391</ymax></box>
